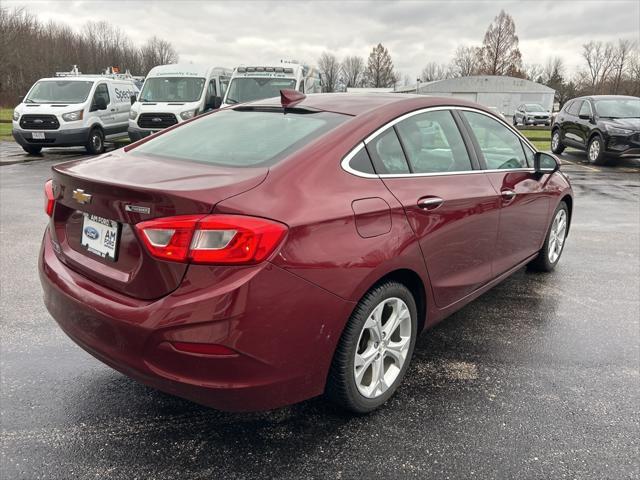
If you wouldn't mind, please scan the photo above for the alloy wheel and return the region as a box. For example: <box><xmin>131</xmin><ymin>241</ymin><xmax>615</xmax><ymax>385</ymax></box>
<box><xmin>548</xmin><ymin>209</ymin><xmax>567</xmax><ymax>263</ymax></box>
<box><xmin>552</xmin><ymin>132</ymin><xmax>560</xmax><ymax>150</ymax></box>
<box><xmin>589</xmin><ymin>139</ymin><xmax>600</xmax><ymax>163</ymax></box>
<box><xmin>353</xmin><ymin>297</ymin><xmax>412</xmax><ymax>399</ymax></box>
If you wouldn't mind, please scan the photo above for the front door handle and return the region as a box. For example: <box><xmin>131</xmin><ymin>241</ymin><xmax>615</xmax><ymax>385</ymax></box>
<box><xmin>417</xmin><ymin>196</ymin><xmax>444</xmax><ymax>211</ymax></box>
<box><xmin>501</xmin><ymin>189</ymin><xmax>517</xmax><ymax>204</ymax></box>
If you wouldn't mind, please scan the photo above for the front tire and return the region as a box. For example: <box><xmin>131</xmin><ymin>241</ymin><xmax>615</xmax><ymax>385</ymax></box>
<box><xmin>551</xmin><ymin>129</ymin><xmax>565</xmax><ymax>154</ymax></box>
<box><xmin>22</xmin><ymin>145</ymin><xmax>42</xmax><ymax>155</ymax></box>
<box><xmin>85</xmin><ymin>127</ymin><xmax>105</xmax><ymax>155</ymax></box>
<box><xmin>326</xmin><ymin>281</ymin><xmax>418</xmax><ymax>413</ymax></box>
<box><xmin>512</xmin><ymin>116</ymin><xmax>518</xmax><ymax>126</ymax></box>
<box><xmin>528</xmin><ymin>201</ymin><xmax>569</xmax><ymax>272</ymax></box>
<box><xmin>587</xmin><ymin>134</ymin><xmax>606</xmax><ymax>165</ymax></box>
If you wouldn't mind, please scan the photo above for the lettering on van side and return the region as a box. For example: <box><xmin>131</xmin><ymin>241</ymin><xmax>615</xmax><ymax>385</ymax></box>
<box><xmin>114</xmin><ymin>88</ymin><xmax>136</xmax><ymax>103</ymax></box>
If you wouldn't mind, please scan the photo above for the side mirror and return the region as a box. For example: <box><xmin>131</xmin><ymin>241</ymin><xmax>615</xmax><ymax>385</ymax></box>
<box><xmin>534</xmin><ymin>152</ymin><xmax>560</xmax><ymax>174</ymax></box>
<box><xmin>18</xmin><ymin>95</ymin><xmax>24</xmax><ymax>103</ymax></box>
<box><xmin>130</xmin><ymin>94</ymin><xmax>137</xmax><ymax>105</ymax></box>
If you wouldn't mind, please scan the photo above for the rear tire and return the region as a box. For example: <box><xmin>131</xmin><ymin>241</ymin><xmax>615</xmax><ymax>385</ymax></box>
<box><xmin>587</xmin><ymin>134</ymin><xmax>607</xmax><ymax>165</ymax></box>
<box><xmin>85</xmin><ymin>127</ymin><xmax>105</xmax><ymax>155</ymax></box>
<box><xmin>22</xmin><ymin>145</ymin><xmax>42</xmax><ymax>155</ymax></box>
<box><xmin>325</xmin><ymin>281</ymin><xmax>418</xmax><ymax>413</ymax></box>
<box><xmin>528</xmin><ymin>201</ymin><xmax>569</xmax><ymax>272</ymax></box>
<box><xmin>512</xmin><ymin>116</ymin><xmax>518</xmax><ymax>126</ymax></box>
<box><xmin>551</xmin><ymin>129</ymin><xmax>565</xmax><ymax>154</ymax></box>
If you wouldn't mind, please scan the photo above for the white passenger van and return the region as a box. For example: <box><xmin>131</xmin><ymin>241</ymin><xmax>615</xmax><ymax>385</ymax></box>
<box><xmin>12</xmin><ymin>66</ymin><xmax>138</xmax><ymax>155</ymax></box>
<box><xmin>221</xmin><ymin>63</ymin><xmax>323</xmax><ymax>107</ymax></box>
<box><xmin>128</xmin><ymin>64</ymin><xmax>232</xmax><ymax>141</ymax></box>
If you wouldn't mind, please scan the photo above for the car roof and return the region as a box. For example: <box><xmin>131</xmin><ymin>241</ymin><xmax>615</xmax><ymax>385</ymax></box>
<box><xmin>237</xmin><ymin>93</ymin><xmax>490</xmax><ymax>117</ymax></box>
<box><xmin>579</xmin><ymin>95</ymin><xmax>639</xmax><ymax>101</ymax></box>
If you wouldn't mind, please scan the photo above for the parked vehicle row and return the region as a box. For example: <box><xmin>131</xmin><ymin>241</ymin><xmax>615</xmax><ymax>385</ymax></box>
<box><xmin>39</xmin><ymin>92</ymin><xmax>573</xmax><ymax>413</ymax></box>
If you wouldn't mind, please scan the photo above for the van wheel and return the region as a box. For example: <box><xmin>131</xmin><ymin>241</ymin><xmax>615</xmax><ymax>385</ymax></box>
<box><xmin>551</xmin><ymin>129</ymin><xmax>565</xmax><ymax>154</ymax></box>
<box><xmin>85</xmin><ymin>127</ymin><xmax>105</xmax><ymax>155</ymax></box>
<box><xmin>512</xmin><ymin>116</ymin><xmax>518</xmax><ymax>126</ymax></box>
<box><xmin>325</xmin><ymin>281</ymin><xmax>417</xmax><ymax>413</ymax></box>
<box><xmin>22</xmin><ymin>145</ymin><xmax>42</xmax><ymax>155</ymax></box>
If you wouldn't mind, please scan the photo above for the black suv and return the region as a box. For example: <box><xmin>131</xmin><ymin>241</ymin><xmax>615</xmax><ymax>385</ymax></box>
<box><xmin>551</xmin><ymin>95</ymin><xmax>640</xmax><ymax>164</ymax></box>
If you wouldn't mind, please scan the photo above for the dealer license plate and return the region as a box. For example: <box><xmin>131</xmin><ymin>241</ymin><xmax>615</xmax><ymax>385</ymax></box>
<box><xmin>80</xmin><ymin>213</ymin><xmax>120</xmax><ymax>262</ymax></box>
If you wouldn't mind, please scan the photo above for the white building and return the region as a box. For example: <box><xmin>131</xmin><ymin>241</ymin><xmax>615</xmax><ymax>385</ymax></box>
<box><xmin>395</xmin><ymin>76</ymin><xmax>556</xmax><ymax>119</ymax></box>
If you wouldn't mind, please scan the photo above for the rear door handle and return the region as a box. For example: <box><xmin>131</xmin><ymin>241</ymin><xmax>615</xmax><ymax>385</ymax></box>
<box><xmin>501</xmin><ymin>189</ymin><xmax>517</xmax><ymax>203</ymax></box>
<box><xmin>417</xmin><ymin>196</ymin><xmax>444</xmax><ymax>211</ymax></box>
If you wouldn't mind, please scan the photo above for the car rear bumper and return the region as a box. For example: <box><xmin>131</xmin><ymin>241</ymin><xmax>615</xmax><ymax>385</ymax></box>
<box><xmin>39</xmin><ymin>228</ymin><xmax>354</xmax><ymax>411</ymax></box>
<box><xmin>12</xmin><ymin>127</ymin><xmax>90</xmax><ymax>148</ymax></box>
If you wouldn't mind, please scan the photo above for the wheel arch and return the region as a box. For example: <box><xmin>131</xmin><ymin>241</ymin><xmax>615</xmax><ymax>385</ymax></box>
<box><xmin>561</xmin><ymin>194</ymin><xmax>573</xmax><ymax>235</ymax></box>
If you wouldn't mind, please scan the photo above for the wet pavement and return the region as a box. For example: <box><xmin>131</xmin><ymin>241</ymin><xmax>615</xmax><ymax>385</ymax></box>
<box><xmin>1</xmin><ymin>146</ymin><xmax>639</xmax><ymax>479</ymax></box>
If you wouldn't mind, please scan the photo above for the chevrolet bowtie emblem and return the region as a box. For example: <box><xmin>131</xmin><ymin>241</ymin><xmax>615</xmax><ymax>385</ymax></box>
<box><xmin>72</xmin><ymin>189</ymin><xmax>92</xmax><ymax>205</ymax></box>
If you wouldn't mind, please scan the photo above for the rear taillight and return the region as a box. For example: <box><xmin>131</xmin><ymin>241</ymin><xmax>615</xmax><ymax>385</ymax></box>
<box><xmin>135</xmin><ymin>214</ymin><xmax>288</xmax><ymax>265</ymax></box>
<box><xmin>44</xmin><ymin>179</ymin><xmax>55</xmax><ymax>217</ymax></box>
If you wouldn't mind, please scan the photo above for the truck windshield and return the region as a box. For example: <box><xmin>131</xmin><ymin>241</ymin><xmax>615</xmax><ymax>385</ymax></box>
<box><xmin>139</xmin><ymin>77</ymin><xmax>205</xmax><ymax>102</ymax></box>
<box><xmin>225</xmin><ymin>77</ymin><xmax>297</xmax><ymax>104</ymax></box>
<box><xmin>130</xmin><ymin>109</ymin><xmax>347</xmax><ymax>167</ymax></box>
<box><xmin>595</xmin><ymin>98</ymin><xmax>640</xmax><ymax>118</ymax></box>
<box><xmin>25</xmin><ymin>81</ymin><xmax>94</xmax><ymax>104</ymax></box>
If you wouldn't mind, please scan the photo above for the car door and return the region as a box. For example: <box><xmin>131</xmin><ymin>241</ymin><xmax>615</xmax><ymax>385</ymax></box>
<box><xmin>576</xmin><ymin>99</ymin><xmax>595</xmax><ymax>146</ymax></box>
<box><xmin>563</xmin><ymin>100</ymin><xmax>584</xmax><ymax>148</ymax></box>
<box><xmin>91</xmin><ymin>83</ymin><xmax>116</xmax><ymax>131</ymax></box>
<box><xmin>459</xmin><ymin>110</ymin><xmax>552</xmax><ymax>276</ymax></box>
<box><xmin>515</xmin><ymin>104</ymin><xmax>524</xmax><ymax>123</ymax></box>
<box><xmin>366</xmin><ymin>108</ymin><xmax>501</xmax><ymax>308</ymax></box>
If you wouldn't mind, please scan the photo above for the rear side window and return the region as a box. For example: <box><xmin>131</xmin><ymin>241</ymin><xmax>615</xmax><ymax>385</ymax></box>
<box><xmin>462</xmin><ymin>111</ymin><xmax>528</xmax><ymax>170</ymax></box>
<box><xmin>366</xmin><ymin>128</ymin><xmax>410</xmax><ymax>174</ymax></box>
<box><xmin>131</xmin><ymin>109</ymin><xmax>347</xmax><ymax>167</ymax></box>
<box><xmin>567</xmin><ymin>100</ymin><xmax>582</xmax><ymax>116</ymax></box>
<box><xmin>395</xmin><ymin>110</ymin><xmax>473</xmax><ymax>173</ymax></box>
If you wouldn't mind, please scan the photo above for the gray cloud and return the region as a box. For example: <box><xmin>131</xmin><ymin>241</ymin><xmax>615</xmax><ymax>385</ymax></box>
<box><xmin>6</xmin><ymin>0</ymin><xmax>639</xmax><ymax>78</ymax></box>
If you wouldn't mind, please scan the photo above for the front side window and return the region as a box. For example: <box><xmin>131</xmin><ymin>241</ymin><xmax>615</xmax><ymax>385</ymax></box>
<box><xmin>207</xmin><ymin>80</ymin><xmax>217</xmax><ymax>98</ymax></box>
<box><xmin>130</xmin><ymin>109</ymin><xmax>346</xmax><ymax>167</ymax></box>
<box><xmin>579</xmin><ymin>101</ymin><xmax>592</xmax><ymax>117</ymax></box>
<box><xmin>25</xmin><ymin>80</ymin><xmax>94</xmax><ymax>104</ymax></box>
<box><xmin>395</xmin><ymin>110</ymin><xmax>473</xmax><ymax>173</ymax></box>
<box><xmin>93</xmin><ymin>84</ymin><xmax>110</xmax><ymax>107</ymax></box>
<box><xmin>139</xmin><ymin>77</ymin><xmax>206</xmax><ymax>102</ymax></box>
<box><xmin>225</xmin><ymin>77</ymin><xmax>297</xmax><ymax>104</ymax></box>
<box><xmin>366</xmin><ymin>128</ymin><xmax>410</xmax><ymax>174</ymax></box>
<box><xmin>462</xmin><ymin>111</ymin><xmax>529</xmax><ymax>169</ymax></box>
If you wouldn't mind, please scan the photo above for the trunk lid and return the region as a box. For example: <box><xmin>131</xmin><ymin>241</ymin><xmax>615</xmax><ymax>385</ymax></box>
<box><xmin>50</xmin><ymin>150</ymin><xmax>267</xmax><ymax>300</ymax></box>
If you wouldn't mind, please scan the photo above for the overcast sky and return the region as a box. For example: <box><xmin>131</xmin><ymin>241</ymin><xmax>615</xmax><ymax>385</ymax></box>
<box><xmin>7</xmin><ymin>0</ymin><xmax>640</xmax><ymax>80</ymax></box>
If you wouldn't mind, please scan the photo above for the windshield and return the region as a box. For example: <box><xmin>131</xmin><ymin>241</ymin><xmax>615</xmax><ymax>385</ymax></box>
<box><xmin>225</xmin><ymin>77</ymin><xmax>297</xmax><ymax>104</ymax></box>
<box><xmin>130</xmin><ymin>109</ymin><xmax>346</xmax><ymax>167</ymax></box>
<box><xmin>594</xmin><ymin>98</ymin><xmax>640</xmax><ymax>119</ymax></box>
<box><xmin>25</xmin><ymin>80</ymin><xmax>94</xmax><ymax>104</ymax></box>
<box><xmin>525</xmin><ymin>104</ymin><xmax>546</xmax><ymax>112</ymax></box>
<box><xmin>139</xmin><ymin>77</ymin><xmax>205</xmax><ymax>102</ymax></box>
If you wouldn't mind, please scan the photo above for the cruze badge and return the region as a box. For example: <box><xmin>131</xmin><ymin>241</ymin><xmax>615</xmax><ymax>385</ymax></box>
<box><xmin>125</xmin><ymin>204</ymin><xmax>151</xmax><ymax>214</ymax></box>
<box><xmin>72</xmin><ymin>189</ymin><xmax>92</xmax><ymax>205</ymax></box>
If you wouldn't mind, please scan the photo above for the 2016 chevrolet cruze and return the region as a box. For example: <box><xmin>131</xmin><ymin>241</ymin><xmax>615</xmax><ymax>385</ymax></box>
<box><xmin>39</xmin><ymin>92</ymin><xmax>573</xmax><ymax>413</ymax></box>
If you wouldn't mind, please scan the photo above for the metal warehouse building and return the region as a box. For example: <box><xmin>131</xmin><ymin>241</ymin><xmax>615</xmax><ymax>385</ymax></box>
<box><xmin>395</xmin><ymin>76</ymin><xmax>555</xmax><ymax>119</ymax></box>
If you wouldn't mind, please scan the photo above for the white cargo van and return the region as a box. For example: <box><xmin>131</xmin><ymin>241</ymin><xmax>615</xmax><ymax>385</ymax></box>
<box><xmin>128</xmin><ymin>64</ymin><xmax>232</xmax><ymax>141</ymax></box>
<box><xmin>221</xmin><ymin>63</ymin><xmax>323</xmax><ymax>107</ymax></box>
<box><xmin>12</xmin><ymin>68</ymin><xmax>138</xmax><ymax>155</ymax></box>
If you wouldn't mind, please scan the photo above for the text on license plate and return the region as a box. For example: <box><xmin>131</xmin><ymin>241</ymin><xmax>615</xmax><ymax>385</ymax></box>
<box><xmin>32</xmin><ymin>132</ymin><xmax>45</xmax><ymax>139</ymax></box>
<box><xmin>81</xmin><ymin>213</ymin><xmax>120</xmax><ymax>261</ymax></box>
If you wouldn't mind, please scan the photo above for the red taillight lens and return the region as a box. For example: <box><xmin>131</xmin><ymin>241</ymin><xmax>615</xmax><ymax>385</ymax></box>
<box><xmin>135</xmin><ymin>214</ymin><xmax>288</xmax><ymax>265</ymax></box>
<box><xmin>44</xmin><ymin>179</ymin><xmax>55</xmax><ymax>217</ymax></box>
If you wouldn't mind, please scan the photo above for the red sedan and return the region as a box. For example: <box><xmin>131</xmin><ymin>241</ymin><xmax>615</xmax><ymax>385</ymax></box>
<box><xmin>39</xmin><ymin>92</ymin><xmax>573</xmax><ymax>413</ymax></box>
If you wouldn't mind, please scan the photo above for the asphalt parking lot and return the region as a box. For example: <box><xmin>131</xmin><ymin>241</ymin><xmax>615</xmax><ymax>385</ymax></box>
<box><xmin>1</xmin><ymin>143</ymin><xmax>639</xmax><ymax>479</ymax></box>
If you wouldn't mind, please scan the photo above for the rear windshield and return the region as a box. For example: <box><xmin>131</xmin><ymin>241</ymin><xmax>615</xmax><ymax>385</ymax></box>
<box><xmin>130</xmin><ymin>109</ymin><xmax>347</xmax><ymax>167</ymax></box>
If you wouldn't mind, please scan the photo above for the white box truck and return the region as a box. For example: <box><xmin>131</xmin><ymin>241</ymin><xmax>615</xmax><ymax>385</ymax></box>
<box><xmin>221</xmin><ymin>63</ymin><xmax>323</xmax><ymax>107</ymax></box>
<box><xmin>128</xmin><ymin>64</ymin><xmax>232</xmax><ymax>141</ymax></box>
<box><xmin>12</xmin><ymin>66</ymin><xmax>139</xmax><ymax>155</ymax></box>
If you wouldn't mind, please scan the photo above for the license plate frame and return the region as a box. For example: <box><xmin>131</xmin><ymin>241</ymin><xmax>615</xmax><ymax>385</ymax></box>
<box><xmin>32</xmin><ymin>131</ymin><xmax>45</xmax><ymax>139</ymax></box>
<box><xmin>80</xmin><ymin>213</ymin><xmax>120</xmax><ymax>262</ymax></box>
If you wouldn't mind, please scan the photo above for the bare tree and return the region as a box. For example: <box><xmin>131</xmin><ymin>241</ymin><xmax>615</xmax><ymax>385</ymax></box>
<box><xmin>582</xmin><ymin>41</ymin><xmax>618</xmax><ymax>93</ymax></box>
<box><xmin>141</xmin><ymin>36</ymin><xmax>178</xmax><ymax>73</ymax></box>
<box><xmin>364</xmin><ymin>43</ymin><xmax>396</xmax><ymax>88</ymax></box>
<box><xmin>318</xmin><ymin>52</ymin><xmax>340</xmax><ymax>92</ymax></box>
<box><xmin>477</xmin><ymin>10</ymin><xmax>523</xmax><ymax>76</ymax></box>
<box><xmin>341</xmin><ymin>55</ymin><xmax>365</xmax><ymax>88</ymax></box>
<box><xmin>450</xmin><ymin>45</ymin><xmax>480</xmax><ymax>77</ymax></box>
<box><xmin>419</xmin><ymin>62</ymin><xmax>449</xmax><ymax>82</ymax></box>
<box><xmin>612</xmin><ymin>39</ymin><xmax>635</xmax><ymax>94</ymax></box>
<box><xmin>523</xmin><ymin>63</ymin><xmax>543</xmax><ymax>82</ymax></box>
